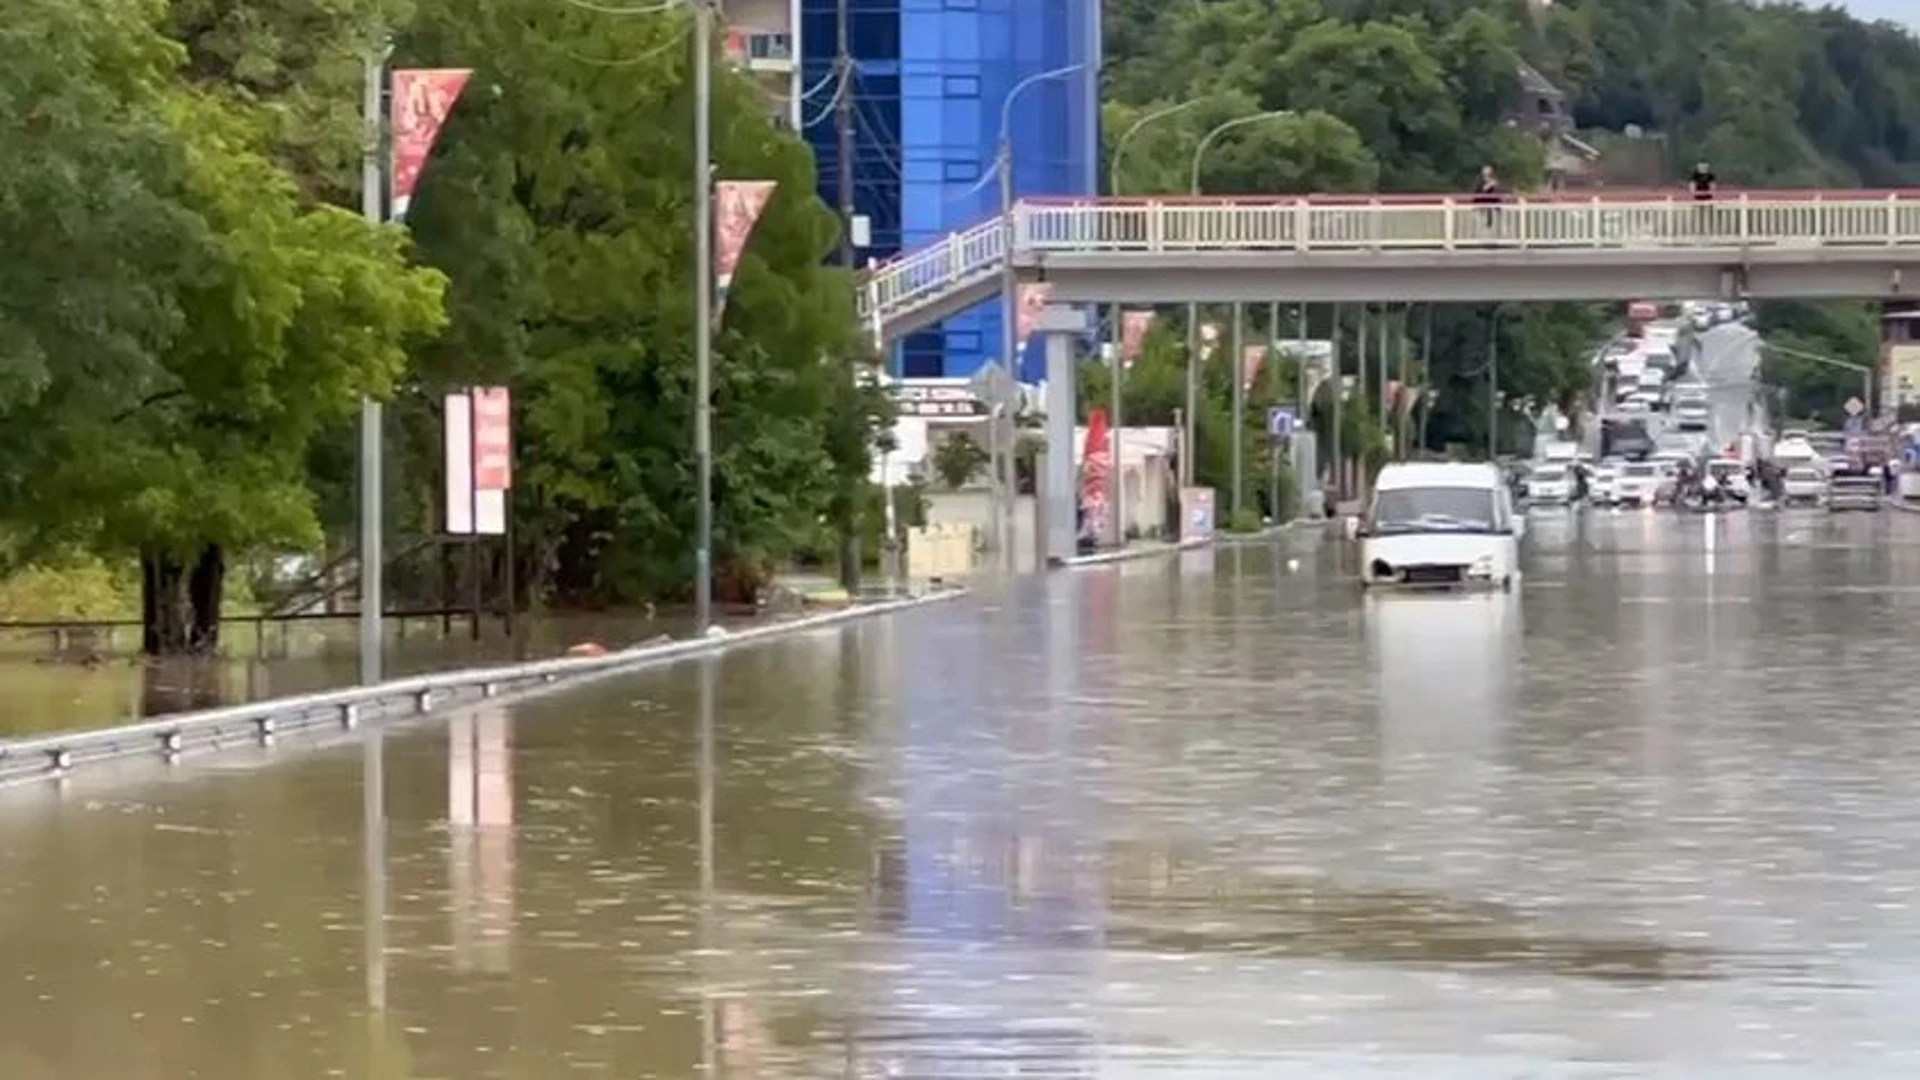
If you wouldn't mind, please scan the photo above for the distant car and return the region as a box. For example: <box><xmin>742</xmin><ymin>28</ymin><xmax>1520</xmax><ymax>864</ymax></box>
<box><xmin>1782</xmin><ymin>465</ymin><xmax>1827</xmax><ymax>506</ymax></box>
<box><xmin>1615</xmin><ymin>461</ymin><xmax>1663</xmax><ymax>507</ymax></box>
<box><xmin>1619</xmin><ymin>398</ymin><xmax>1650</xmax><ymax>416</ymax></box>
<box><xmin>1714</xmin><ymin>303</ymin><xmax>1738</xmax><ymax>324</ymax></box>
<box><xmin>1529</xmin><ymin>464</ymin><xmax>1576</xmax><ymax>505</ymax></box>
<box><xmin>1674</xmin><ymin>399</ymin><xmax>1711</xmax><ymax>431</ymax></box>
<box><xmin>1589</xmin><ymin>464</ymin><xmax>1620</xmax><ymax>506</ymax></box>
<box><xmin>1691</xmin><ymin>309</ymin><xmax>1713</xmax><ymax>331</ymax></box>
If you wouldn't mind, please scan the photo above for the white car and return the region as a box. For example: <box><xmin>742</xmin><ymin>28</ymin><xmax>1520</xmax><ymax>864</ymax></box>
<box><xmin>1691</xmin><ymin>309</ymin><xmax>1713</xmax><ymax>331</ymax></box>
<box><xmin>1529</xmin><ymin>464</ymin><xmax>1576</xmax><ymax>505</ymax></box>
<box><xmin>1674</xmin><ymin>398</ymin><xmax>1711</xmax><ymax>431</ymax></box>
<box><xmin>1589</xmin><ymin>464</ymin><xmax>1620</xmax><ymax>506</ymax></box>
<box><xmin>1782</xmin><ymin>465</ymin><xmax>1827</xmax><ymax>505</ymax></box>
<box><xmin>1619</xmin><ymin>398</ymin><xmax>1650</xmax><ymax>416</ymax></box>
<box><xmin>1614</xmin><ymin>461</ymin><xmax>1664</xmax><ymax>506</ymax></box>
<box><xmin>1359</xmin><ymin>462</ymin><xmax>1522</xmax><ymax>590</ymax></box>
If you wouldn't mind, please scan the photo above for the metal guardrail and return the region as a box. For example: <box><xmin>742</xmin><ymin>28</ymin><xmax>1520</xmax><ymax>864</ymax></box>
<box><xmin>0</xmin><ymin>588</ymin><xmax>966</xmax><ymax>785</ymax></box>
<box><xmin>856</xmin><ymin>190</ymin><xmax>1920</xmax><ymax>331</ymax></box>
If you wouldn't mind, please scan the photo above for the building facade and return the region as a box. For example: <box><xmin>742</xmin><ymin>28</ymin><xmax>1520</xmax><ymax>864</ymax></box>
<box><xmin>793</xmin><ymin>0</ymin><xmax>1102</xmax><ymax>381</ymax></box>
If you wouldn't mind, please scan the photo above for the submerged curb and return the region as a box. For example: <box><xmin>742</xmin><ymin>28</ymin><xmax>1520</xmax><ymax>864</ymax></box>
<box><xmin>0</xmin><ymin>588</ymin><xmax>967</xmax><ymax>785</ymax></box>
<box><xmin>1062</xmin><ymin>536</ymin><xmax>1213</xmax><ymax>568</ymax></box>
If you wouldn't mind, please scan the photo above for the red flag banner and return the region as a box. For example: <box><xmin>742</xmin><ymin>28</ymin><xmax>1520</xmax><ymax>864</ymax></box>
<box><xmin>471</xmin><ymin>386</ymin><xmax>513</xmax><ymax>492</ymax></box>
<box><xmin>1120</xmin><ymin>310</ymin><xmax>1154</xmax><ymax>366</ymax></box>
<box><xmin>391</xmin><ymin>69</ymin><xmax>472</xmax><ymax>221</ymax></box>
<box><xmin>715</xmin><ymin>181</ymin><xmax>778</xmax><ymax>293</ymax></box>
<box><xmin>1241</xmin><ymin>344</ymin><xmax>1266</xmax><ymax>390</ymax></box>
<box><xmin>1016</xmin><ymin>282</ymin><xmax>1054</xmax><ymax>353</ymax></box>
<box><xmin>1080</xmin><ymin>407</ymin><xmax>1113</xmax><ymax>545</ymax></box>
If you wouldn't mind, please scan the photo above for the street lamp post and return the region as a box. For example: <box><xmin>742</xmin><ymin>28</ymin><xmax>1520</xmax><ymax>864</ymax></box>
<box><xmin>360</xmin><ymin>48</ymin><xmax>387</xmax><ymax>685</ymax></box>
<box><xmin>692</xmin><ymin>0</ymin><xmax>716</xmax><ymax>632</ymax></box>
<box><xmin>1105</xmin><ymin>97</ymin><xmax>1213</xmax><ymax>547</ymax></box>
<box><xmin>1186</xmin><ymin>109</ymin><xmax>1292</xmax><ymax>503</ymax></box>
<box><xmin>994</xmin><ymin>62</ymin><xmax>1087</xmax><ymax>558</ymax></box>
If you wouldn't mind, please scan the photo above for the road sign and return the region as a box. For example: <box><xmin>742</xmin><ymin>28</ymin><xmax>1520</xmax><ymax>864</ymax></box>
<box><xmin>1267</xmin><ymin>405</ymin><xmax>1297</xmax><ymax>439</ymax></box>
<box><xmin>1845</xmin><ymin>395</ymin><xmax>1866</xmax><ymax>416</ymax></box>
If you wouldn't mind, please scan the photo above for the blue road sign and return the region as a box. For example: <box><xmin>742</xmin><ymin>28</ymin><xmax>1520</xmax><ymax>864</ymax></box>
<box><xmin>1267</xmin><ymin>406</ymin><xmax>1297</xmax><ymax>439</ymax></box>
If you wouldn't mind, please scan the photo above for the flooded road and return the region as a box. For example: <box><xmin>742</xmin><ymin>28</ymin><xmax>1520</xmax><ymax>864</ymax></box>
<box><xmin>7</xmin><ymin>509</ymin><xmax>1920</xmax><ymax>1076</ymax></box>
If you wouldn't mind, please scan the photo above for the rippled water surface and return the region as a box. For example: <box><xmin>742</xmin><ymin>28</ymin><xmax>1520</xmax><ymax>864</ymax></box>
<box><xmin>6</xmin><ymin>509</ymin><xmax>1920</xmax><ymax>1077</ymax></box>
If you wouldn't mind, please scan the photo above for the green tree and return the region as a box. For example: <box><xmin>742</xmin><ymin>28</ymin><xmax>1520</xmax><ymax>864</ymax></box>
<box><xmin>11</xmin><ymin>91</ymin><xmax>447</xmax><ymax>653</ymax></box>
<box><xmin>930</xmin><ymin>433</ymin><xmax>989</xmax><ymax>491</ymax></box>
<box><xmin>398</xmin><ymin>0</ymin><xmax>881</xmax><ymax>607</ymax></box>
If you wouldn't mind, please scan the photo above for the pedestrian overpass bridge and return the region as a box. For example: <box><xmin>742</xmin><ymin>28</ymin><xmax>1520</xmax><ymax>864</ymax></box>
<box><xmin>858</xmin><ymin>189</ymin><xmax>1920</xmax><ymax>346</ymax></box>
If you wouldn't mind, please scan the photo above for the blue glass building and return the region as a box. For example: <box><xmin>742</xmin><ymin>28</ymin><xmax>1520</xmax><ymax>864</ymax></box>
<box><xmin>799</xmin><ymin>0</ymin><xmax>1102</xmax><ymax>381</ymax></box>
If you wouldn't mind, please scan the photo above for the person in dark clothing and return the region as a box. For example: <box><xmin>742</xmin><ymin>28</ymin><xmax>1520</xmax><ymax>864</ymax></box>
<box><xmin>1689</xmin><ymin>161</ymin><xmax>1716</xmax><ymax>200</ymax></box>
<box><xmin>1472</xmin><ymin>164</ymin><xmax>1503</xmax><ymax>238</ymax></box>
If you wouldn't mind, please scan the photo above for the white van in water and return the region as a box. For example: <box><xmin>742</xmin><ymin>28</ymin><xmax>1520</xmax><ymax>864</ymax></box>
<box><xmin>1359</xmin><ymin>463</ymin><xmax>1522</xmax><ymax>590</ymax></box>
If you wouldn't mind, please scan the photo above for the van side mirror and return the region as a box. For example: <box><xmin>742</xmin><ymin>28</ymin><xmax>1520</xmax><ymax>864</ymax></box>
<box><xmin>1344</xmin><ymin>515</ymin><xmax>1364</xmax><ymax>540</ymax></box>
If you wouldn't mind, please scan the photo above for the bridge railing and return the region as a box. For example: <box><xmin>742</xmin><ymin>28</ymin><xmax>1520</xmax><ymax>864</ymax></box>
<box><xmin>858</xmin><ymin>190</ymin><xmax>1920</xmax><ymax>327</ymax></box>
<box><xmin>1017</xmin><ymin>191</ymin><xmax>1920</xmax><ymax>252</ymax></box>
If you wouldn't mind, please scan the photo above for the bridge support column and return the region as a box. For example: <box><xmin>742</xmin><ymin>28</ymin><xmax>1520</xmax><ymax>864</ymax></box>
<box><xmin>1038</xmin><ymin>305</ymin><xmax>1088</xmax><ymax>566</ymax></box>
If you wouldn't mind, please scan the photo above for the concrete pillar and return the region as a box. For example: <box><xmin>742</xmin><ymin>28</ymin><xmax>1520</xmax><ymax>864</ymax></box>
<box><xmin>1038</xmin><ymin>305</ymin><xmax>1089</xmax><ymax>566</ymax></box>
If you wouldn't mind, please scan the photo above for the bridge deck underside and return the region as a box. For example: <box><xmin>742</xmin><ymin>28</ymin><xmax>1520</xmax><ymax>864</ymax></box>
<box><xmin>1014</xmin><ymin>246</ymin><xmax>1920</xmax><ymax>304</ymax></box>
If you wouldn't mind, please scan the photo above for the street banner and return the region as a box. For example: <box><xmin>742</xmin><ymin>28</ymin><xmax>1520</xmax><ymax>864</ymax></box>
<box><xmin>445</xmin><ymin>388</ymin><xmax>509</xmax><ymax>536</ymax></box>
<box><xmin>1120</xmin><ymin>310</ymin><xmax>1154</xmax><ymax>366</ymax></box>
<box><xmin>715</xmin><ymin>180</ymin><xmax>777</xmax><ymax>326</ymax></box>
<box><xmin>1016</xmin><ymin>282</ymin><xmax>1054</xmax><ymax>353</ymax></box>
<box><xmin>472</xmin><ymin>386</ymin><xmax>512</xmax><ymax>491</ymax></box>
<box><xmin>1080</xmin><ymin>408</ymin><xmax>1113</xmax><ymax>546</ymax></box>
<box><xmin>391</xmin><ymin>69</ymin><xmax>473</xmax><ymax>221</ymax></box>
<box><xmin>1242</xmin><ymin>344</ymin><xmax>1266</xmax><ymax>390</ymax></box>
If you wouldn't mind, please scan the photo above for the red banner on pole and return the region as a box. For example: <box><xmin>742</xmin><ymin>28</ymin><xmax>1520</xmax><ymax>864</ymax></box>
<box><xmin>715</xmin><ymin>181</ymin><xmax>778</xmax><ymax>293</ymax></box>
<box><xmin>472</xmin><ymin>387</ymin><xmax>512</xmax><ymax>492</ymax></box>
<box><xmin>1080</xmin><ymin>407</ymin><xmax>1113</xmax><ymax>545</ymax></box>
<box><xmin>391</xmin><ymin>69</ymin><xmax>472</xmax><ymax>221</ymax></box>
<box><xmin>1120</xmin><ymin>310</ymin><xmax>1153</xmax><ymax>366</ymax></box>
<box><xmin>1016</xmin><ymin>282</ymin><xmax>1053</xmax><ymax>354</ymax></box>
<box><xmin>1241</xmin><ymin>344</ymin><xmax>1266</xmax><ymax>390</ymax></box>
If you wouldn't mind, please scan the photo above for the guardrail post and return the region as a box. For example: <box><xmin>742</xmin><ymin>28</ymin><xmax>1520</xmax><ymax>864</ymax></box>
<box><xmin>256</xmin><ymin>716</ymin><xmax>276</xmax><ymax>743</ymax></box>
<box><xmin>340</xmin><ymin>702</ymin><xmax>360</xmax><ymax>730</ymax></box>
<box><xmin>1517</xmin><ymin>196</ymin><xmax>1530</xmax><ymax>249</ymax></box>
<box><xmin>415</xmin><ymin>689</ymin><xmax>434</xmax><ymax>713</ymax></box>
<box><xmin>1588</xmin><ymin>196</ymin><xmax>1601</xmax><ymax>247</ymax></box>
<box><xmin>1739</xmin><ymin>193</ymin><xmax>1750</xmax><ymax>246</ymax></box>
<box><xmin>160</xmin><ymin>731</ymin><xmax>182</xmax><ymax>756</ymax></box>
<box><xmin>947</xmin><ymin>231</ymin><xmax>962</xmax><ymax>278</ymax></box>
<box><xmin>1443</xmin><ymin>198</ymin><xmax>1455</xmax><ymax>250</ymax></box>
<box><xmin>482</xmin><ymin>681</ymin><xmax>499</xmax><ymax>698</ymax></box>
<box><xmin>49</xmin><ymin>748</ymin><xmax>71</xmax><ymax>773</ymax></box>
<box><xmin>1888</xmin><ymin>193</ymin><xmax>1899</xmax><ymax>246</ymax></box>
<box><xmin>1147</xmin><ymin>201</ymin><xmax>1163</xmax><ymax>252</ymax></box>
<box><xmin>1294</xmin><ymin>199</ymin><xmax>1309</xmax><ymax>251</ymax></box>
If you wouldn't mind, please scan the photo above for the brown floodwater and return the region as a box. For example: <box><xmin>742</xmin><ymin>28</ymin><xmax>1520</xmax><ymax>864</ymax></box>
<box><xmin>5</xmin><ymin>509</ymin><xmax>1920</xmax><ymax>1076</ymax></box>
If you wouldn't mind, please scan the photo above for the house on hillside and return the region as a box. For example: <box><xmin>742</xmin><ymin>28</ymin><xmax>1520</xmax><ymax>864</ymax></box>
<box><xmin>1511</xmin><ymin>61</ymin><xmax>1601</xmax><ymax>189</ymax></box>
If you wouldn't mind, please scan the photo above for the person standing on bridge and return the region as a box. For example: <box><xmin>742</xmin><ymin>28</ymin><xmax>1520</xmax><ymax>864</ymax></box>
<box><xmin>1689</xmin><ymin>161</ymin><xmax>1716</xmax><ymax>201</ymax></box>
<box><xmin>1690</xmin><ymin>160</ymin><xmax>1717</xmax><ymax>237</ymax></box>
<box><xmin>1472</xmin><ymin>165</ymin><xmax>1504</xmax><ymax>239</ymax></box>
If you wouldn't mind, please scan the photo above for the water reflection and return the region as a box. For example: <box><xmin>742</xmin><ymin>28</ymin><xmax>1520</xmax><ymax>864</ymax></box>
<box><xmin>16</xmin><ymin>515</ymin><xmax>1920</xmax><ymax>1075</ymax></box>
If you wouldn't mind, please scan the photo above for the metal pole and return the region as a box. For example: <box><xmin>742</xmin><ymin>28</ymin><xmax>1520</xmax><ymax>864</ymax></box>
<box><xmin>1377</xmin><ymin>304</ymin><xmax>1390</xmax><ymax>420</ymax></box>
<box><xmin>1419</xmin><ymin>303</ymin><xmax>1433</xmax><ymax>456</ymax></box>
<box><xmin>1356</xmin><ymin>307</ymin><xmax>1369</xmax><ymax>423</ymax></box>
<box><xmin>1487</xmin><ymin>310</ymin><xmax>1500</xmax><ymax>459</ymax></box>
<box><xmin>1185</xmin><ymin>303</ymin><xmax>1199</xmax><ymax>487</ymax></box>
<box><xmin>996</xmin><ymin>133</ymin><xmax>1015</xmax><ymax>558</ymax></box>
<box><xmin>834</xmin><ymin>0</ymin><xmax>853</xmax><ymax>269</ymax></box>
<box><xmin>1230</xmin><ymin>302</ymin><xmax>1244</xmax><ymax>518</ymax></box>
<box><xmin>1330</xmin><ymin>303</ymin><xmax>1343</xmax><ymax>505</ymax></box>
<box><xmin>358</xmin><ymin>49</ymin><xmax>385</xmax><ymax>685</ymax></box>
<box><xmin>1106</xmin><ymin>337</ymin><xmax>1123</xmax><ymax>548</ymax></box>
<box><xmin>1396</xmin><ymin>306</ymin><xmax>1410</xmax><ymax>458</ymax></box>
<box><xmin>693</xmin><ymin>1</ymin><xmax>715</xmax><ymax>632</ymax></box>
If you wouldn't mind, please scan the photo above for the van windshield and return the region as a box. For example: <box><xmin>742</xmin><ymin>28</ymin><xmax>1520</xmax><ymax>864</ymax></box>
<box><xmin>1369</xmin><ymin>487</ymin><xmax>1498</xmax><ymax>535</ymax></box>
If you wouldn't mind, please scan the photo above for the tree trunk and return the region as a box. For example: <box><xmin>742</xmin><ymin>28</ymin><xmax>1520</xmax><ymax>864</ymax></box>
<box><xmin>187</xmin><ymin>543</ymin><xmax>225</xmax><ymax>654</ymax></box>
<box><xmin>141</xmin><ymin>549</ymin><xmax>189</xmax><ymax>655</ymax></box>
